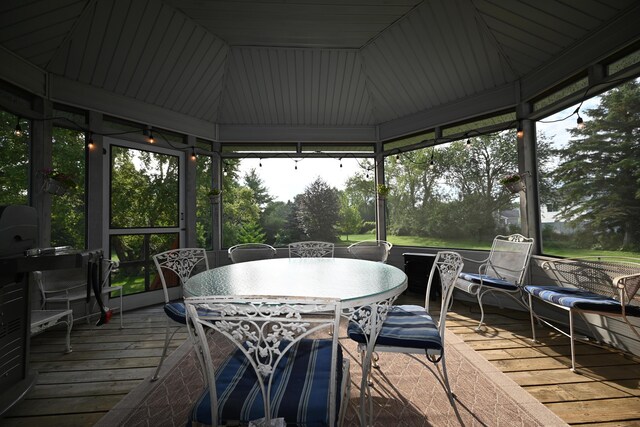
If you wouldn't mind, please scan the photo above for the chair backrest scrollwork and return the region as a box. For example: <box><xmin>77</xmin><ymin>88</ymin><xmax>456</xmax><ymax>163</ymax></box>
<box><xmin>152</xmin><ymin>248</ymin><xmax>209</xmax><ymax>303</ymax></box>
<box><xmin>288</xmin><ymin>241</ymin><xmax>335</xmax><ymax>258</ymax></box>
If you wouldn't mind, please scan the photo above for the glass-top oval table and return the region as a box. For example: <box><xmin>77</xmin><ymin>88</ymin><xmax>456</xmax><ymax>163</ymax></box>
<box><xmin>184</xmin><ymin>257</ymin><xmax>408</xmax><ymax>426</ymax></box>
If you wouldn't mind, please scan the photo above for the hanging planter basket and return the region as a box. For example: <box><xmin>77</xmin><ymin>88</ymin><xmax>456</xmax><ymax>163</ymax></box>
<box><xmin>43</xmin><ymin>178</ymin><xmax>68</xmax><ymax>196</ymax></box>
<box><xmin>502</xmin><ymin>177</ymin><xmax>525</xmax><ymax>194</ymax></box>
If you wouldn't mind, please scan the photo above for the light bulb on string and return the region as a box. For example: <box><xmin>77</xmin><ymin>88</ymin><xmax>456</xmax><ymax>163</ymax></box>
<box><xmin>14</xmin><ymin>118</ymin><xmax>22</xmax><ymax>137</ymax></box>
<box><xmin>429</xmin><ymin>151</ymin><xmax>435</xmax><ymax>169</ymax></box>
<box><xmin>576</xmin><ymin>114</ymin><xmax>585</xmax><ymax>129</ymax></box>
<box><xmin>87</xmin><ymin>133</ymin><xmax>95</xmax><ymax>150</ymax></box>
<box><xmin>339</xmin><ymin>158</ymin><xmax>342</xmax><ymax>168</ymax></box>
<box><xmin>259</xmin><ymin>158</ymin><xmax>262</xmax><ymax>167</ymax></box>
<box><xmin>465</xmin><ymin>139</ymin><xmax>472</xmax><ymax>149</ymax></box>
<box><xmin>516</xmin><ymin>124</ymin><xmax>524</xmax><ymax>139</ymax></box>
<box><xmin>191</xmin><ymin>147</ymin><xmax>196</xmax><ymax>161</ymax></box>
<box><xmin>294</xmin><ymin>160</ymin><xmax>298</xmax><ymax>170</ymax></box>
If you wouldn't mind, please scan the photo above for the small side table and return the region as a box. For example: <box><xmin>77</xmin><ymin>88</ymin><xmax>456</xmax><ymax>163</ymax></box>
<box><xmin>30</xmin><ymin>310</ymin><xmax>73</xmax><ymax>353</ymax></box>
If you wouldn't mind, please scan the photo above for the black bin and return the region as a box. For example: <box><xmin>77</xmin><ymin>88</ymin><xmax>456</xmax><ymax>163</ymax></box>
<box><xmin>402</xmin><ymin>252</ymin><xmax>441</xmax><ymax>299</ymax></box>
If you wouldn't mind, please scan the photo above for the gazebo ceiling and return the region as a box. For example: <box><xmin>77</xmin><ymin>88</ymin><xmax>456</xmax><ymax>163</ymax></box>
<box><xmin>1</xmin><ymin>0</ymin><xmax>639</xmax><ymax>142</ymax></box>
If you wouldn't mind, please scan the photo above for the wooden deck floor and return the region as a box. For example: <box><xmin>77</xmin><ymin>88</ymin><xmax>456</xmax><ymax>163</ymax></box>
<box><xmin>2</xmin><ymin>302</ymin><xmax>639</xmax><ymax>426</ymax></box>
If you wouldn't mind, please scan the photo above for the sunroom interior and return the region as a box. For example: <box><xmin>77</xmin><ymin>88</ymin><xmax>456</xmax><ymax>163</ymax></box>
<box><xmin>1</xmin><ymin>0</ymin><xmax>640</xmax><ymax>424</ymax></box>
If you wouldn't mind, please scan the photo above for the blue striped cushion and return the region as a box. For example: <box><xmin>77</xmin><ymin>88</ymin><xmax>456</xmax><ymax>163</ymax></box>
<box><xmin>524</xmin><ymin>285</ymin><xmax>640</xmax><ymax>316</ymax></box>
<box><xmin>189</xmin><ymin>339</ymin><xmax>343</xmax><ymax>427</ymax></box>
<box><xmin>164</xmin><ymin>302</ymin><xmax>218</xmax><ymax>324</ymax></box>
<box><xmin>164</xmin><ymin>302</ymin><xmax>187</xmax><ymax>323</ymax></box>
<box><xmin>348</xmin><ymin>305</ymin><xmax>442</xmax><ymax>351</ymax></box>
<box><xmin>458</xmin><ymin>273</ymin><xmax>518</xmax><ymax>291</ymax></box>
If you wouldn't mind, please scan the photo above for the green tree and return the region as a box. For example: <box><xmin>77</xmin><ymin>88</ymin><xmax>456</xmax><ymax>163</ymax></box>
<box><xmin>0</xmin><ymin>111</ymin><xmax>29</xmax><ymax>206</ymax></box>
<box><xmin>338</xmin><ymin>193</ymin><xmax>362</xmax><ymax>240</ymax></box>
<box><xmin>296</xmin><ymin>177</ymin><xmax>341</xmax><ymax>242</ymax></box>
<box><xmin>244</xmin><ymin>168</ymin><xmax>273</xmax><ymax>210</ymax></box>
<box><xmin>554</xmin><ymin>80</ymin><xmax>640</xmax><ymax>250</ymax></box>
<box><xmin>50</xmin><ymin>127</ymin><xmax>85</xmax><ymax>248</ymax></box>
<box><xmin>237</xmin><ymin>219</ymin><xmax>267</xmax><ymax>243</ymax></box>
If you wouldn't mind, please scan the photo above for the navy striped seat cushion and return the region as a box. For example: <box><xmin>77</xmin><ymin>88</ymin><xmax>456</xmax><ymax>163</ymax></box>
<box><xmin>164</xmin><ymin>302</ymin><xmax>218</xmax><ymax>324</ymax></box>
<box><xmin>189</xmin><ymin>339</ymin><xmax>343</xmax><ymax>427</ymax></box>
<box><xmin>458</xmin><ymin>273</ymin><xmax>518</xmax><ymax>291</ymax></box>
<box><xmin>524</xmin><ymin>285</ymin><xmax>640</xmax><ymax>316</ymax></box>
<box><xmin>347</xmin><ymin>305</ymin><xmax>442</xmax><ymax>351</ymax></box>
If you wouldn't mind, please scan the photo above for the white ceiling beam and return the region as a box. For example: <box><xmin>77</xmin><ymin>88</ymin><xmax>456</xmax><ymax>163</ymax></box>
<box><xmin>49</xmin><ymin>75</ymin><xmax>216</xmax><ymax>140</ymax></box>
<box><xmin>218</xmin><ymin>124</ymin><xmax>377</xmax><ymax>142</ymax></box>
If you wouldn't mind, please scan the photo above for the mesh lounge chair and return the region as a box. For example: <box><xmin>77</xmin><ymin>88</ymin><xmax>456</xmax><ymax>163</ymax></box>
<box><xmin>347</xmin><ymin>240</ymin><xmax>392</xmax><ymax>263</ymax></box>
<box><xmin>228</xmin><ymin>243</ymin><xmax>277</xmax><ymax>263</ymax></box>
<box><xmin>185</xmin><ymin>296</ymin><xmax>350</xmax><ymax>426</ymax></box>
<box><xmin>347</xmin><ymin>251</ymin><xmax>464</xmax><ymax>407</ymax></box>
<box><xmin>151</xmin><ymin>248</ymin><xmax>209</xmax><ymax>381</ymax></box>
<box><xmin>288</xmin><ymin>241</ymin><xmax>334</xmax><ymax>258</ymax></box>
<box><xmin>455</xmin><ymin>234</ymin><xmax>534</xmax><ymax>330</ymax></box>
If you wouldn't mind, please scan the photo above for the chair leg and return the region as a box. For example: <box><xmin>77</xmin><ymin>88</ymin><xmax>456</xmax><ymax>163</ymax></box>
<box><xmin>569</xmin><ymin>310</ymin><xmax>576</xmax><ymax>372</ymax></box>
<box><xmin>439</xmin><ymin>353</ymin><xmax>455</xmax><ymax>405</ymax></box>
<box><xmin>118</xmin><ymin>292</ymin><xmax>124</xmax><ymax>329</ymax></box>
<box><xmin>64</xmin><ymin>312</ymin><xmax>73</xmax><ymax>354</ymax></box>
<box><xmin>152</xmin><ymin>317</ymin><xmax>178</xmax><ymax>381</ymax></box>
<box><xmin>475</xmin><ymin>291</ymin><xmax>486</xmax><ymax>331</ymax></box>
<box><xmin>528</xmin><ymin>294</ymin><xmax>538</xmax><ymax>343</ymax></box>
<box><xmin>372</xmin><ymin>351</ymin><xmax>380</xmax><ymax>369</ymax></box>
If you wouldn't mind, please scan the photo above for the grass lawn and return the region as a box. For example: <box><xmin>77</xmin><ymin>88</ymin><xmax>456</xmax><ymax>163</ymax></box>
<box><xmin>339</xmin><ymin>234</ymin><xmax>640</xmax><ymax>259</ymax></box>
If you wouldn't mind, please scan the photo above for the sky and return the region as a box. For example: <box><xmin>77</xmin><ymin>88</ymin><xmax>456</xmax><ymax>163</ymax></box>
<box><xmin>237</xmin><ymin>157</ymin><xmax>366</xmax><ymax>202</ymax></box>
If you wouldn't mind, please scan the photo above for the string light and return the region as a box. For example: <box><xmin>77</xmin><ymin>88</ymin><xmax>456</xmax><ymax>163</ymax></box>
<box><xmin>465</xmin><ymin>139</ymin><xmax>472</xmax><ymax>149</ymax></box>
<box><xmin>429</xmin><ymin>151</ymin><xmax>435</xmax><ymax>169</ymax></box>
<box><xmin>14</xmin><ymin>118</ymin><xmax>22</xmax><ymax>137</ymax></box>
<box><xmin>294</xmin><ymin>160</ymin><xmax>298</xmax><ymax>170</ymax></box>
<box><xmin>148</xmin><ymin>128</ymin><xmax>155</xmax><ymax>143</ymax></box>
<box><xmin>516</xmin><ymin>124</ymin><xmax>524</xmax><ymax>138</ymax></box>
<box><xmin>259</xmin><ymin>158</ymin><xmax>262</xmax><ymax>167</ymax></box>
<box><xmin>191</xmin><ymin>147</ymin><xmax>196</xmax><ymax>161</ymax></box>
<box><xmin>87</xmin><ymin>133</ymin><xmax>95</xmax><ymax>149</ymax></box>
<box><xmin>339</xmin><ymin>158</ymin><xmax>342</xmax><ymax>168</ymax></box>
<box><xmin>576</xmin><ymin>114</ymin><xmax>585</xmax><ymax>129</ymax></box>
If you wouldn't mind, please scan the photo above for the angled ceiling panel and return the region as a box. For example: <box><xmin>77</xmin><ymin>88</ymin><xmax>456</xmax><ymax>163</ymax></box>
<box><xmin>219</xmin><ymin>47</ymin><xmax>375</xmax><ymax>126</ymax></box>
<box><xmin>361</xmin><ymin>0</ymin><xmax>515</xmax><ymax>123</ymax></box>
<box><xmin>471</xmin><ymin>0</ymin><xmax>636</xmax><ymax>76</ymax></box>
<box><xmin>0</xmin><ymin>0</ymin><xmax>86</xmax><ymax>69</ymax></box>
<box><xmin>45</xmin><ymin>0</ymin><xmax>229</xmax><ymax>122</ymax></box>
<box><xmin>163</xmin><ymin>0</ymin><xmax>423</xmax><ymax>48</ymax></box>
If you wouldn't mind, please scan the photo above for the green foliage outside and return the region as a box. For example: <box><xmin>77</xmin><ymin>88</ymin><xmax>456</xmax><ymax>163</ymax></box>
<box><xmin>0</xmin><ymin>111</ymin><xmax>29</xmax><ymax>206</ymax></box>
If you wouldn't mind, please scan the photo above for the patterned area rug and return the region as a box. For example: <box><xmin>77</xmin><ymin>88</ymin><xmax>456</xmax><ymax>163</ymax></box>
<box><xmin>97</xmin><ymin>329</ymin><xmax>566</xmax><ymax>427</ymax></box>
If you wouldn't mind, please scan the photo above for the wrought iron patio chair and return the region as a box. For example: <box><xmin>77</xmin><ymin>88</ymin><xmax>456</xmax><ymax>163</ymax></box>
<box><xmin>185</xmin><ymin>296</ymin><xmax>350</xmax><ymax>426</ymax></box>
<box><xmin>151</xmin><ymin>247</ymin><xmax>209</xmax><ymax>381</ymax></box>
<box><xmin>455</xmin><ymin>234</ymin><xmax>534</xmax><ymax>330</ymax></box>
<box><xmin>228</xmin><ymin>242</ymin><xmax>277</xmax><ymax>263</ymax></box>
<box><xmin>34</xmin><ymin>252</ymin><xmax>123</xmax><ymax>328</ymax></box>
<box><xmin>288</xmin><ymin>240</ymin><xmax>334</xmax><ymax>258</ymax></box>
<box><xmin>347</xmin><ymin>240</ymin><xmax>392</xmax><ymax>263</ymax></box>
<box><xmin>525</xmin><ymin>257</ymin><xmax>640</xmax><ymax>371</ymax></box>
<box><xmin>347</xmin><ymin>251</ymin><xmax>464</xmax><ymax>406</ymax></box>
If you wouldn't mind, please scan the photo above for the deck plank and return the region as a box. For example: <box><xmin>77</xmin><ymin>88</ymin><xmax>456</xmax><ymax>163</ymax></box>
<box><xmin>5</xmin><ymin>302</ymin><xmax>640</xmax><ymax>426</ymax></box>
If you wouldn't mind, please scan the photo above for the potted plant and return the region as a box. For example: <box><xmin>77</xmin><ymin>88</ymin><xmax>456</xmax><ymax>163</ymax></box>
<box><xmin>500</xmin><ymin>173</ymin><xmax>525</xmax><ymax>193</ymax></box>
<box><xmin>377</xmin><ymin>184</ymin><xmax>391</xmax><ymax>200</ymax></box>
<box><xmin>207</xmin><ymin>188</ymin><xmax>221</xmax><ymax>203</ymax></box>
<box><xmin>40</xmin><ymin>168</ymin><xmax>77</xmax><ymax>196</ymax></box>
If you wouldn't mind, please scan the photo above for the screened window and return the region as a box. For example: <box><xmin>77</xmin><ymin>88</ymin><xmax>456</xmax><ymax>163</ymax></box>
<box><xmin>221</xmin><ymin>157</ymin><xmax>375</xmax><ymax>247</ymax></box>
<box><xmin>50</xmin><ymin>127</ymin><xmax>86</xmax><ymax>248</ymax></box>
<box><xmin>384</xmin><ymin>130</ymin><xmax>523</xmax><ymax>249</ymax></box>
<box><xmin>0</xmin><ymin>111</ymin><xmax>29</xmax><ymax>206</ymax></box>
<box><xmin>537</xmin><ymin>78</ymin><xmax>640</xmax><ymax>257</ymax></box>
<box><xmin>196</xmin><ymin>154</ymin><xmax>214</xmax><ymax>249</ymax></box>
